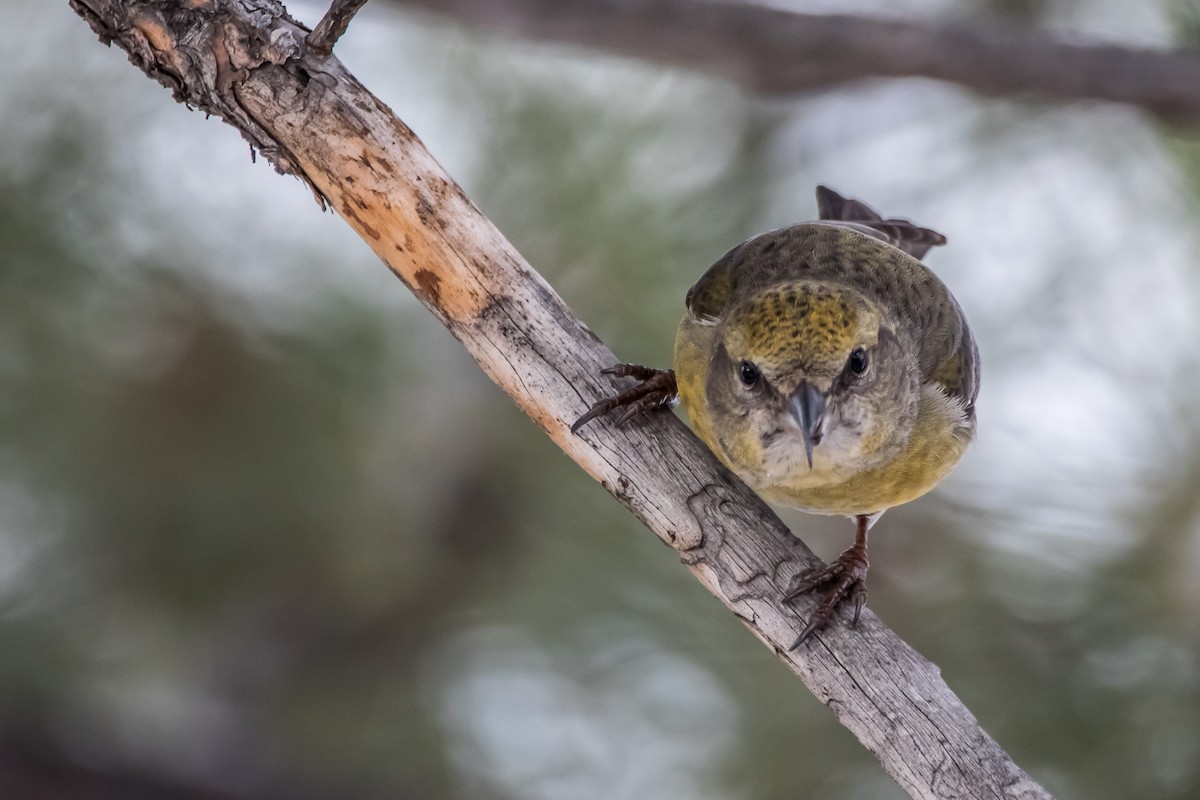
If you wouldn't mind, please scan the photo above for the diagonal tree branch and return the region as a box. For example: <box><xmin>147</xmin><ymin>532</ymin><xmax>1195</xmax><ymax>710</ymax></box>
<box><xmin>392</xmin><ymin>0</ymin><xmax>1200</xmax><ymax>121</ymax></box>
<box><xmin>67</xmin><ymin>1</ymin><xmax>1053</xmax><ymax>798</ymax></box>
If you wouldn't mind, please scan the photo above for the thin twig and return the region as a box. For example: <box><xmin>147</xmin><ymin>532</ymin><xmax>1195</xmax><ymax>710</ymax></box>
<box><xmin>308</xmin><ymin>0</ymin><xmax>370</xmax><ymax>56</ymax></box>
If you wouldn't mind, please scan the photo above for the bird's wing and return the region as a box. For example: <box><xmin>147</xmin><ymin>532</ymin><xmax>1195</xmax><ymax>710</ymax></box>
<box><xmin>817</xmin><ymin>186</ymin><xmax>977</xmax><ymax>413</ymax></box>
<box><xmin>815</xmin><ymin>185</ymin><xmax>947</xmax><ymax>261</ymax></box>
<box><xmin>926</xmin><ymin>308</ymin><xmax>980</xmax><ymax>418</ymax></box>
<box><xmin>684</xmin><ymin>241</ymin><xmax>743</xmax><ymax>322</ymax></box>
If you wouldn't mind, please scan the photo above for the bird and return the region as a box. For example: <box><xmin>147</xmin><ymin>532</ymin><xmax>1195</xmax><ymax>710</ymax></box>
<box><xmin>572</xmin><ymin>186</ymin><xmax>979</xmax><ymax>645</ymax></box>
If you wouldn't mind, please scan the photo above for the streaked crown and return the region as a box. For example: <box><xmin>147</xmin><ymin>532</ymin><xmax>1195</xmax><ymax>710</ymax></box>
<box><xmin>722</xmin><ymin>282</ymin><xmax>878</xmax><ymax>384</ymax></box>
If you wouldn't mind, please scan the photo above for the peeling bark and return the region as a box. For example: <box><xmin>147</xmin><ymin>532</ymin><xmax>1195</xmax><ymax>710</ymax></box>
<box><xmin>67</xmin><ymin>2</ymin><xmax>1054</xmax><ymax>798</ymax></box>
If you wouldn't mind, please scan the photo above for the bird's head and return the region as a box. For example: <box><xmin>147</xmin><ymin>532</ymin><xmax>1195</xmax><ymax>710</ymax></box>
<box><xmin>708</xmin><ymin>280</ymin><xmax>920</xmax><ymax>479</ymax></box>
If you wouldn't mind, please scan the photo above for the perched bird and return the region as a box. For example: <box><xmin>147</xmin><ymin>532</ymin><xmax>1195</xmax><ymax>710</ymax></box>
<box><xmin>573</xmin><ymin>187</ymin><xmax>979</xmax><ymax>645</ymax></box>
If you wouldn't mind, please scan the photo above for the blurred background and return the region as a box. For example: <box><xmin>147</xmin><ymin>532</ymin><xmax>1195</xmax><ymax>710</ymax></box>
<box><xmin>4</xmin><ymin>0</ymin><xmax>1200</xmax><ymax>797</ymax></box>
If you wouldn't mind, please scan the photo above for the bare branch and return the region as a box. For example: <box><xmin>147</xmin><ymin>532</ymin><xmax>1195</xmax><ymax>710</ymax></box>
<box><xmin>67</xmin><ymin>1</ymin><xmax>1054</xmax><ymax>798</ymax></box>
<box><xmin>308</xmin><ymin>0</ymin><xmax>371</xmax><ymax>56</ymax></box>
<box><xmin>391</xmin><ymin>0</ymin><xmax>1200</xmax><ymax>121</ymax></box>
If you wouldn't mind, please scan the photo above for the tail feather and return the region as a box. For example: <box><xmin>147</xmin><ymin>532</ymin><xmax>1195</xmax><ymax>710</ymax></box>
<box><xmin>816</xmin><ymin>185</ymin><xmax>947</xmax><ymax>260</ymax></box>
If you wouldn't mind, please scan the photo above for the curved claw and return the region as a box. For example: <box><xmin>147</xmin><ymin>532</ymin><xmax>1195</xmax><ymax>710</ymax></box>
<box><xmin>570</xmin><ymin>402</ymin><xmax>614</xmax><ymax>434</ymax></box>
<box><xmin>850</xmin><ymin>580</ymin><xmax>868</xmax><ymax>627</ymax></box>
<box><xmin>571</xmin><ymin>365</ymin><xmax>678</xmax><ymax>433</ymax></box>
<box><xmin>791</xmin><ymin>617</ymin><xmax>825</xmax><ymax>649</ymax></box>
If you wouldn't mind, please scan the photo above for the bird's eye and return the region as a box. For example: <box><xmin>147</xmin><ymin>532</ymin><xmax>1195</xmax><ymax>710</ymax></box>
<box><xmin>848</xmin><ymin>347</ymin><xmax>869</xmax><ymax>375</ymax></box>
<box><xmin>739</xmin><ymin>361</ymin><xmax>760</xmax><ymax>387</ymax></box>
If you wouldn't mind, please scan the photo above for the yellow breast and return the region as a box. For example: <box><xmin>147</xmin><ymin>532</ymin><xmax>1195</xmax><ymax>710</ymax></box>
<box><xmin>754</xmin><ymin>386</ymin><xmax>971</xmax><ymax>515</ymax></box>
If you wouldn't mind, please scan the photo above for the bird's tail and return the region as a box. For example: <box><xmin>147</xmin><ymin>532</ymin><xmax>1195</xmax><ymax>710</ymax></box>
<box><xmin>815</xmin><ymin>185</ymin><xmax>947</xmax><ymax>260</ymax></box>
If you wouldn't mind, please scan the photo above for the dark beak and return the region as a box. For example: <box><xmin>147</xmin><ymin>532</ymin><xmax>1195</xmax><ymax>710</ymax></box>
<box><xmin>788</xmin><ymin>382</ymin><xmax>826</xmax><ymax>469</ymax></box>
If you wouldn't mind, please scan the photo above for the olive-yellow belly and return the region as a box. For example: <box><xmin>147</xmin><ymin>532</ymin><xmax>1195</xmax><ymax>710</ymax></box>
<box><xmin>674</xmin><ymin>316</ymin><xmax>970</xmax><ymax>517</ymax></box>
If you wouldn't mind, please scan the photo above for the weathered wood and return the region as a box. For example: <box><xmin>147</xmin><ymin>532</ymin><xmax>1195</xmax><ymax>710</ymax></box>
<box><xmin>67</xmin><ymin>2</ymin><xmax>1053</xmax><ymax>798</ymax></box>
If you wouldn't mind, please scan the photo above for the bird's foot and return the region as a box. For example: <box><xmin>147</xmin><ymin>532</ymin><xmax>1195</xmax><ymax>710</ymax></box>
<box><xmin>571</xmin><ymin>364</ymin><xmax>677</xmax><ymax>433</ymax></box>
<box><xmin>784</xmin><ymin>542</ymin><xmax>869</xmax><ymax>648</ymax></box>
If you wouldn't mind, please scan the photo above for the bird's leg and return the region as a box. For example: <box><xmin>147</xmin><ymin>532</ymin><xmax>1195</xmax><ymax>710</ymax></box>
<box><xmin>785</xmin><ymin>514</ymin><xmax>871</xmax><ymax>647</ymax></box>
<box><xmin>571</xmin><ymin>364</ymin><xmax>678</xmax><ymax>433</ymax></box>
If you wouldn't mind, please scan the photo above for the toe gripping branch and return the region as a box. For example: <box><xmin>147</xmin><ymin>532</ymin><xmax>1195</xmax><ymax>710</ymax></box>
<box><xmin>575</xmin><ymin>364</ymin><xmax>872</xmax><ymax>650</ymax></box>
<box><xmin>571</xmin><ymin>364</ymin><xmax>678</xmax><ymax>433</ymax></box>
<box><xmin>785</xmin><ymin>514</ymin><xmax>872</xmax><ymax>648</ymax></box>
